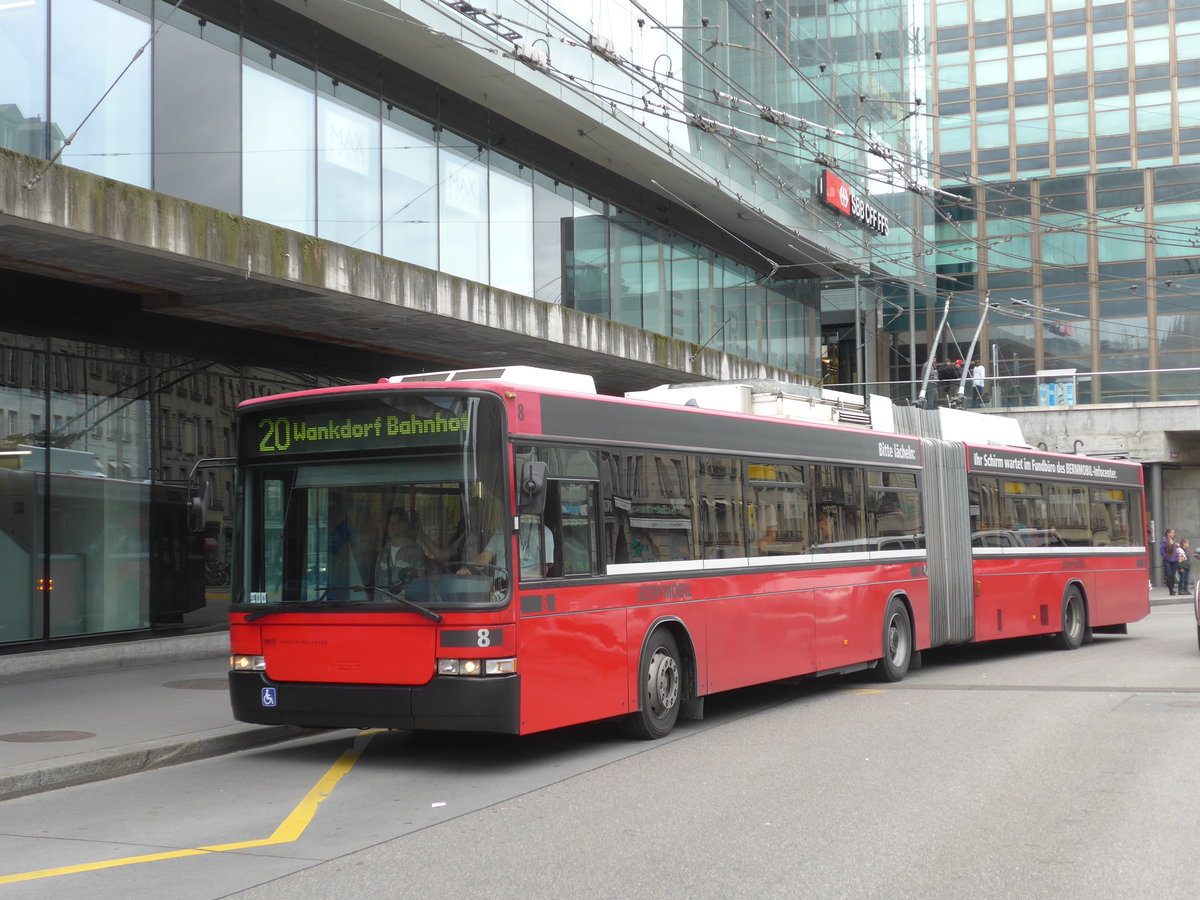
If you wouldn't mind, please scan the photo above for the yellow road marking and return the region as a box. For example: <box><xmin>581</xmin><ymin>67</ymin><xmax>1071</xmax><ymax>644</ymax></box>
<box><xmin>843</xmin><ymin>688</ymin><xmax>886</xmax><ymax>695</ymax></box>
<box><xmin>0</xmin><ymin>730</ymin><xmax>379</xmax><ymax>885</ymax></box>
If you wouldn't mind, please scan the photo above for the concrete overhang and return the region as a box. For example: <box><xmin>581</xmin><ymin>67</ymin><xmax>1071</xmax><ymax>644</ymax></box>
<box><xmin>273</xmin><ymin>0</ymin><xmax>866</xmax><ymax>277</ymax></box>
<box><xmin>0</xmin><ymin>149</ymin><xmax>804</xmax><ymax>395</ymax></box>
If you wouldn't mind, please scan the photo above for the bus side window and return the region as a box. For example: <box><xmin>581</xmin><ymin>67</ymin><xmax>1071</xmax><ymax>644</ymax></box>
<box><xmin>696</xmin><ymin>455</ymin><xmax>743</xmax><ymax>559</ymax></box>
<box><xmin>551</xmin><ymin>480</ymin><xmax>599</xmax><ymax>576</ymax></box>
<box><xmin>746</xmin><ymin>462</ymin><xmax>806</xmax><ymax>557</ymax></box>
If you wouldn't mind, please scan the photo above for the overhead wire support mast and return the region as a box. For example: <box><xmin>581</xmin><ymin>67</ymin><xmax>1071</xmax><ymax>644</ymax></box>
<box><xmin>915</xmin><ymin>296</ymin><xmax>952</xmax><ymax>409</ymax></box>
<box><xmin>952</xmin><ymin>293</ymin><xmax>992</xmax><ymax>409</ymax></box>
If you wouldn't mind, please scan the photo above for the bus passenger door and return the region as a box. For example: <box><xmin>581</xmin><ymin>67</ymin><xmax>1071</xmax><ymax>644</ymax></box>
<box><xmin>517</xmin><ymin>466</ymin><xmax>629</xmax><ymax>734</ymax></box>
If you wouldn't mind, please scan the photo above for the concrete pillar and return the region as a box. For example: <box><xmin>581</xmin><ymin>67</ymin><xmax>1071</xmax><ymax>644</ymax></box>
<box><xmin>1148</xmin><ymin>462</ymin><xmax>1163</xmax><ymax>586</ymax></box>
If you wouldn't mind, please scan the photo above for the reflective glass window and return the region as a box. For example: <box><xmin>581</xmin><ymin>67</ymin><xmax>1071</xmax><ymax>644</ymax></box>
<box><xmin>0</xmin><ymin>0</ymin><xmax>47</xmax><ymax>157</ymax></box>
<box><xmin>747</xmin><ymin>463</ymin><xmax>807</xmax><ymax>557</ymax></box>
<box><xmin>670</xmin><ymin>239</ymin><xmax>701</xmax><ymax>344</ymax></box>
<box><xmin>533</xmin><ymin>174</ymin><xmax>572</xmax><ymax>304</ymax></box>
<box><xmin>488</xmin><ymin>158</ymin><xmax>533</xmax><ymax>296</ymax></box>
<box><xmin>641</xmin><ymin>228</ymin><xmax>669</xmax><ymax>337</ymax></box>
<box><xmin>601</xmin><ymin>449</ymin><xmax>692</xmax><ymax>565</ymax></box>
<box><xmin>937</xmin><ymin>64</ymin><xmax>969</xmax><ymax>90</ymax></box>
<box><xmin>1097</xmin><ymin>317</ymin><xmax>1149</xmax><ymax>355</ymax></box>
<box><xmin>242</xmin><ymin>60</ymin><xmax>316</xmax><ymax>234</ymax></box>
<box><xmin>866</xmin><ymin>471</ymin><xmax>922</xmax><ymax>544</ymax></box>
<box><xmin>1096</xmin><ymin>226</ymin><xmax>1144</xmax><ymax>261</ymax></box>
<box><xmin>695</xmin><ymin>456</ymin><xmax>743</xmax><ymax>560</ymax></box>
<box><xmin>51</xmin><ymin>0</ymin><xmax>151</xmax><ymax>185</ymax></box>
<box><xmin>317</xmin><ymin>85</ymin><xmax>382</xmax><ymax>253</ymax></box>
<box><xmin>720</xmin><ymin>259</ymin><xmax>752</xmax><ymax>360</ymax></box>
<box><xmin>1136</xmin><ymin>145</ymin><xmax>1172</xmax><ymax>162</ymax></box>
<box><xmin>1041</xmin><ymin>229</ymin><xmax>1089</xmax><ymax>264</ymax></box>
<box><xmin>1055</xmin><ymin>113</ymin><xmax>1090</xmax><ymax>140</ymax></box>
<box><xmin>939</xmin><ymin>126</ymin><xmax>971</xmax><ymax>153</ymax></box>
<box><xmin>568</xmin><ymin>197</ymin><xmax>609</xmax><ymax>317</ymax></box>
<box><xmin>1136</xmin><ymin>106</ymin><xmax>1173</xmax><ymax>132</ymax></box>
<box><xmin>0</xmin><ymin>337</ymin><xmax>45</xmax><ymax>641</ymax></box>
<box><xmin>976</xmin><ymin>123</ymin><xmax>1010</xmax><ymax>148</ymax></box>
<box><xmin>18</xmin><ymin>340</ymin><xmax>155</xmax><ymax>639</ymax></box>
<box><xmin>975</xmin><ymin>59</ymin><xmax>1008</xmax><ymax>85</ymax></box>
<box><xmin>1096</xmin><ymin>365</ymin><xmax>1149</xmax><ymax>403</ymax></box>
<box><xmin>1000</xmin><ymin>482</ymin><xmax>1049</xmax><ymax>536</ymax></box>
<box><xmin>382</xmin><ymin>107</ymin><xmax>438</xmax><ymax>270</ymax></box>
<box><xmin>610</xmin><ymin>213</ymin><xmax>646</xmax><ymax>329</ymax></box>
<box><xmin>1090</xmin><ymin>488</ymin><xmax>1135</xmax><ymax>546</ymax></box>
<box><xmin>938</xmin><ymin>2</ymin><xmax>968</xmax><ymax>27</ymax></box>
<box><xmin>153</xmin><ymin>16</ymin><xmax>241</xmax><ymax>211</ymax></box>
<box><xmin>811</xmin><ymin>465</ymin><xmax>865</xmax><ymax>552</ymax></box>
<box><xmin>1135</xmin><ymin>38</ymin><xmax>1171</xmax><ymax>66</ymax></box>
<box><xmin>438</xmin><ymin>138</ymin><xmax>488</xmax><ymax>283</ymax></box>
<box><xmin>1093</xmin><ymin>43</ymin><xmax>1128</xmax><ymax>69</ymax></box>
<box><xmin>1054</xmin><ymin>48</ymin><xmax>1087</xmax><ymax>76</ymax></box>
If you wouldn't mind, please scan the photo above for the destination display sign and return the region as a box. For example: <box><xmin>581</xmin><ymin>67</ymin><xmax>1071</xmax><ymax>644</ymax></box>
<box><xmin>239</xmin><ymin>397</ymin><xmax>476</xmax><ymax>459</ymax></box>
<box><xmin>966</xmin><ymin>446</ymin><xmax>1142</xmax><ymax>489</ymax></box>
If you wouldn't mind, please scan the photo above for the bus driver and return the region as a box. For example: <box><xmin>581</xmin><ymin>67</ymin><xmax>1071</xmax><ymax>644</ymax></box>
<box><xmin>459</xmin><ymin>515</ymin><xmax>554</xmax><ymax>578</ymax></box>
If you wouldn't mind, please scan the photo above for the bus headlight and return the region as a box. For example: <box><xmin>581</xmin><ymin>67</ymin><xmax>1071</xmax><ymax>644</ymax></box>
<box><xmin>230</xmin><ymin>654</ymin><xmax>266</xmax><ymax>671</ymax></box>
<box><xmin>437</xmin><ymin>657</ymin><xmax>516</xmax><ymax>676</ymax></box>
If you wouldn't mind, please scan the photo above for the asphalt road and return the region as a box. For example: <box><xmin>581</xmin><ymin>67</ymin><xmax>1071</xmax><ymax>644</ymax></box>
<box><xmin>2</xmin><ymin>604</ymin><xmax>1198</xmax><ymax>899</ymax></box>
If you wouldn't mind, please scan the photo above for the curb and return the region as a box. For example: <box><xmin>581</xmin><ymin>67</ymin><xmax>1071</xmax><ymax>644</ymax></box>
<box><xmin>0</xmin><ymin>724</ymin><xmax>313</xmax><ymax>802</ymax></box>
<box><xmin>0</xmin><ymin>632</ymin><xmax>229</xmax><ymax>684</ymax></box>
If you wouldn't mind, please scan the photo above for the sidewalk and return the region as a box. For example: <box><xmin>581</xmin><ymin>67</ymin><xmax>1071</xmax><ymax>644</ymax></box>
<box><xmin>0</xmin><ymin>629</ymin><xmax>310</xmax><ymax>802</ymax></box>
<box><xmin>0</xmin><ymin>585</ymin><xmax>1190</xmax><ymax>802</ymax></box>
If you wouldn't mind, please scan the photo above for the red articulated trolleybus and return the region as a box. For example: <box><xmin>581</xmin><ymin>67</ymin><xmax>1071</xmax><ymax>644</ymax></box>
<box><xmin>227</xmin><ymin>366</ymin><xmax>1149</xmax><ymax>739</ymax></box>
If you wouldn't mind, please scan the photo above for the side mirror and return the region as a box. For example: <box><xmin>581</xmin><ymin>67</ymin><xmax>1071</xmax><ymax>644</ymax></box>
<box><xmin>185</xmin><ymin>456</ymin><xmax>234</xmax><ymax>534</ymax></box>
<box><xmin>517</xmin><ymin>461</ymin><xmax>548</xmax><ymax>515</ymax></box>
<box><xmin>187</xmin><ymin>479</ymin><xmax>211</xmax><ymax>533</ymax></box>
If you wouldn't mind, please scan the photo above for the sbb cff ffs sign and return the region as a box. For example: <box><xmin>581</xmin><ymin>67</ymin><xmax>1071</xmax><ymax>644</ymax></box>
<box><xmin>819</xmin><ymin>170</ymin><xmax>889</xmax><ymax>236</ymax></box>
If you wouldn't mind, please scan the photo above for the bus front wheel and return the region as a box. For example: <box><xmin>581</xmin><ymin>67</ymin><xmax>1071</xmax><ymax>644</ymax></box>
<box><xmin>877</xmin><ymin>598</ymin><xmax>912</xmax><ymax>682</ymax></box>
<box><xmin>625</xmin><ymin>629</ymin><xmax>682</xmax><ymax>740</ymax></box>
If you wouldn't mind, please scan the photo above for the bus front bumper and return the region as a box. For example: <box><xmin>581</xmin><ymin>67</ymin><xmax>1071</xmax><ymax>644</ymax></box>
<box><xmin>229</xmin><ymin>671</ymin><xmax>521</xmax><ymax>733</ymax></box>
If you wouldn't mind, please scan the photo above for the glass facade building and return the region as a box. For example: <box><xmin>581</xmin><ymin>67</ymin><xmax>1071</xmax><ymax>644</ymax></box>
<box><xmin>905</xmin><ymin>0</ymin><xmax>1200</xmax><ymax>405</ymax></box>
<box><xmin>0</xmin><ymin>0</ymin><xmax>926</xmax><ymax>645</ymax></box>
<box><xmin>0</xmin><ymin>0</ymin><xmax>875</xmax><ymax>373</ymax></box>
<box><xmin>0</xmin><ymin>330</ymin><xmax>359</xmax><ymax>645</ymax></box>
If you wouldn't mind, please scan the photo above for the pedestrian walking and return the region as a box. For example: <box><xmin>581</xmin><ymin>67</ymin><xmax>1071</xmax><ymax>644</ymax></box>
<box><xmin>971</xmin><ymin>359</ymin><xmax>986</xmax><ymax>408</ymax></box>
<box><xmin>1161</xmin><ymin>527</ymin><xmax>1179</xmax><ymax>594</ymax></box>
<box><xmin>1177</xmin><ymin>538</ymin><xmax>1192</xmax><ymax>596</ymax></box>
<box><xmin>936</xmin><ymin>359</ymin><xmax>959</xmax><ymax>403</ymax></box>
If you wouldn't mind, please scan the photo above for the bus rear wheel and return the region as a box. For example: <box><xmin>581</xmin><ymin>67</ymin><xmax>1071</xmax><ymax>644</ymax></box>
<box><xmin>625</xmin><ymin>629</ymin><xmax>682</xmax><ymax>740</ymax></box>
<box><xmin>876</xmin><ymin>598</ymin><xmax>912</xmax><ymax>683</ymax></box>
<box><xmin>1053</xmin><ymin>589</ymin><xmax>1086</xmax><ymax>650</ymax></box>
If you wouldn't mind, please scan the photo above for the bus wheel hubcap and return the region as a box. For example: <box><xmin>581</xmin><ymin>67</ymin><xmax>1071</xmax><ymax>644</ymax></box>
<box><xmin>888</xmin><ymin>617</ymin><xmax>903</xmax><ymax>661</ymax></box>
<box><xmin>648</xmin><ymin>649</ymin><xmax>679</xmax><ymax>717</ymax></box>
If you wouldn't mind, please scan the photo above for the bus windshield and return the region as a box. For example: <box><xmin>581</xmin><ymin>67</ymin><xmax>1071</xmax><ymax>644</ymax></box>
<box><xmin>236</xmin><ymin>393</ymin><xmax>509</xmax><ymax>610</ymax></box>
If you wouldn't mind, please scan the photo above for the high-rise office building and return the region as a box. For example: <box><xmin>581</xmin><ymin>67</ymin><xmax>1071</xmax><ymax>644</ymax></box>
<box><xmin>886</xmin><ymin>0</ymin><xmax>1200</xmax><ymax>571</ymax></box>
<box><xmin>908</xmin><ymin>0</ymin><xmax>1200</xmax><ymax>406</ymax></box>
